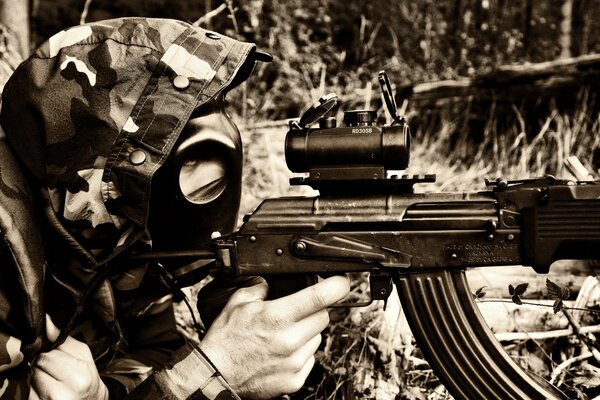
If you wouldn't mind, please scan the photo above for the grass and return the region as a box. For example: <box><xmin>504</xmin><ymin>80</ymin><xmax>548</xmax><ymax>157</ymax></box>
<box><xmin>175</xmin><ymin>91</ymin><xmax>600</xmax><ymax>399</ymax></box>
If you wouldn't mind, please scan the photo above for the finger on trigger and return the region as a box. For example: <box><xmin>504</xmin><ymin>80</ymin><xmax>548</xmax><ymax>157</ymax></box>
<box><xmin>269</xmin><ymin>275</ymin><xmax>350</xmax><ymax>321</ymax></box>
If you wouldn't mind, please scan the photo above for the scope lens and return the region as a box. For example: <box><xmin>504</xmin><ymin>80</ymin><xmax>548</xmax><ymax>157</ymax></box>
<box><xmin>383</xmin><ymin>121</ymin><xmax>410</xmax><ymax>169</ymax></box>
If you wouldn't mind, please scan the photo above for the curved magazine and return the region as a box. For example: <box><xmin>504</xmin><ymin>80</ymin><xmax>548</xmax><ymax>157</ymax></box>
<box><xmin>394</xmin><ymin>269</ymin><xmax>568</xmax><ymax>400</ymax></box>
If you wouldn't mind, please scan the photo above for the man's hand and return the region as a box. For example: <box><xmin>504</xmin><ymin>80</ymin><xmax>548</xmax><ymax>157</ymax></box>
<box><xmin>28</xmin><ymin>315</ymin><xmax>108</xmax><ymax>400</ymax></box>
<box><xmin>199</xmin><ymin>275</ymin><xmax>350</xmax><ymax>399</ymax></box>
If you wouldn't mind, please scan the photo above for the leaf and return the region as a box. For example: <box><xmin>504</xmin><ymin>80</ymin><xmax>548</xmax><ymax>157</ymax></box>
<box><xmin>546</xmin><ymin>278</ymin><xmax>570</xmax><ymax>300</ymax></box>
<box><xmin>508</xmin><ymin>283</ymin><xmax>526</xmax><ymax>304</ymax></box>
<box><xmin>508</xmin><ymin>283</ymin><xmax>528</xmax><ymax>300</ymax></box>
<box><xmin>546</xmin><ymin>278</ymin><xmax>561</xmax><ymax>299</ymax></box>
<box><xmin>474</xmin><ymin>286</ymin><xmax>487</xmax><ymax>300</ymax></box>
<box><xmin>514</xmin><ymin>283</ymin><xmax>529</xmax><ymax>296</ymax></box>
<box><xmin>511</xmin><ymin>294</ymin><xmax>523</xmax><ymax>305</ymax></box>
<box><xmin>553</xmin><ymin>299</ymin><xmax>563</xmax><ymax>314</ymax></box>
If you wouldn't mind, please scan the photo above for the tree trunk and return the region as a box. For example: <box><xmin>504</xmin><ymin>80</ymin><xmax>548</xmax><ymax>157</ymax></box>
<box><xmin>449</xmin><ymin>0</ymin><xmax>463</xmax><ymax>66</ymax></box>
<box><xmin>522</xmin><ymin>0</ymin><xmax>533</xmax><ymax>56</ymax></box>
<box><xmin>580</xmin><ymin>0</ymin><xmax>591</xmax><ymax>54</ymax></box>
<box><xmin>571</xmin><ymin>0</ymin><xmax>590</xmax><ymax>56</ymax></box>
<box><xmin>0</xmin><ymin>0</ymin><xmax>29</xmax><ymax>58</ymax></box>
<box><xmin>560</xmin><ymin>0</ymin><xmax>573</xmax><ymax>58</ymax></box>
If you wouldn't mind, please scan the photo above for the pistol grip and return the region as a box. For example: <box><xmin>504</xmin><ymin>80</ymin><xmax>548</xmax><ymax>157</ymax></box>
<box><xmin>264</xmin><ymin>274</ymin><xmax>317</xmax><ymax>300</ymax></box>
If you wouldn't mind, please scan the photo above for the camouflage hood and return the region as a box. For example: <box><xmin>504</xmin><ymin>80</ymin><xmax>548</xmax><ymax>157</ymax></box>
<box><xmin>0</xmin><ymin>17</ymin><xmax>257</xmax><ymax>263</ymax></box>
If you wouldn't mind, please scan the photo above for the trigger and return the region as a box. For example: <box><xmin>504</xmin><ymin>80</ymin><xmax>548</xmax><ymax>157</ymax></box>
<box><xmin>369</xmin><ymin>272</ymin><xmax>393</xmax><ymax>310</ymax></box>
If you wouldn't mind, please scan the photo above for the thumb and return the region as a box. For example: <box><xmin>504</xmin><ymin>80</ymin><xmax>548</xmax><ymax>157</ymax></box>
<box><xmin>45</xmin><ymin>314</ymin><xmax>60</xmax><ymax>343</ymax></box>
<box><xmin>226</xmin><ymin>278</ymin><xmax>269</xmax><ymax>306</ymax></box>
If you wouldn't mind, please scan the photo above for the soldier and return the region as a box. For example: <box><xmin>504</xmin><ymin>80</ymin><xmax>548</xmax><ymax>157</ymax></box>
<box><xmin>0</xmin><ymin>17</ymin><xmax>349</xmax><ymax>399</ymax></box>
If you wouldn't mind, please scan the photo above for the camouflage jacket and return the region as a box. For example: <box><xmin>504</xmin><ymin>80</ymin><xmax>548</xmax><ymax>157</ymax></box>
<box><xmin>0</xmin><ymin>17</ymin><xmax>259</xmax><ymax>399</ymax></box>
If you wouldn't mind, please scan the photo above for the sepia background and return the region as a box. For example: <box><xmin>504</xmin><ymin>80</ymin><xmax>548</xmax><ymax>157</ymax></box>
<box><xmin>1</xmin><ymin>0</ymin><xmax>600</xmax><ymax>398</ymax></box>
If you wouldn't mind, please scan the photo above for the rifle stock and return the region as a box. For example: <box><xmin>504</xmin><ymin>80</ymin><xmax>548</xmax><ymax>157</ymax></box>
<box><xmin>213</xmin><ymin>179</ymin><xmax>600</xmax><ymax>399</ymax></box>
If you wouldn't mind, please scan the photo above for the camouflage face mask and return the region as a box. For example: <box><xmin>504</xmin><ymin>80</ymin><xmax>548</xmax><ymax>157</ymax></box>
<box><xmin>0</xmin><ymin>17</ymin><xmax>266</xmax><ymax>263</ymax></box>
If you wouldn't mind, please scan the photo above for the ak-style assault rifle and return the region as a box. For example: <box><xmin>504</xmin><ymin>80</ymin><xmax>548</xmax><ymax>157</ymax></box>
<box><xmin>212</xmin><ymin>72</ymin><xmax>600</xmax><ymax>400</ymax></box>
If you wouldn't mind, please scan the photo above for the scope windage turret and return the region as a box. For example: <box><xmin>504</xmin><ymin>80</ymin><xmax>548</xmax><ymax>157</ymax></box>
<box><xmin>285</xmin><ymin>110</ymin><xmax>411</xmax><ymax>174</ymax></box>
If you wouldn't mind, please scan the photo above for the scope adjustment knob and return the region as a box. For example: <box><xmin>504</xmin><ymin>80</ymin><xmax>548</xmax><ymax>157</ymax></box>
<box><xmin>319</xmin><ymin>117</ymin><xmax>337</xmax><ymax>129</ymax></box>
<box><xmin>343</xmin><ymin>110</ymin><xmax>377</xmax><ymax>126</ymax></box>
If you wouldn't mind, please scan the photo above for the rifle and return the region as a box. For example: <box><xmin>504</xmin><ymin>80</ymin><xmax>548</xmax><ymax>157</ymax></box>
<box><xmin>211</xmin><ymin>71</ymin><xmax>600</xmax><ymax>400</ymax></box>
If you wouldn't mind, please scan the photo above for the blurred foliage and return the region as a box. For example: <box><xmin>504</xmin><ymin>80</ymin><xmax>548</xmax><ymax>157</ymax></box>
<box><xmin>30</xmin><ymin>0</ymin><xmax>600</xmax><ymax>121</ymax></box>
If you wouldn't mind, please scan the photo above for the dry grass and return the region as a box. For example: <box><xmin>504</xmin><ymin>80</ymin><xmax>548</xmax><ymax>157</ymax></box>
<box><xmin>176</xmin><ymin>95</ymin><xmax>600</xmax><ymax>399</ymax></box>
<box><xmin>408</xmin><ymin>91</ymin><xmax>600</xmax><ymax>193</ymax></box>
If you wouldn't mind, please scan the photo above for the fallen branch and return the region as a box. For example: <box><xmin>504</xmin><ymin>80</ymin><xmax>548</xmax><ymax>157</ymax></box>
<box><xmin>549</xmin><ymin>352</ymin><xmax>593</xmax><ymax>385</ymax></box>
<box><xmin>404</xmin><ymin>53</ymin><xmax>600</xmax><ymax>102</ymax></box>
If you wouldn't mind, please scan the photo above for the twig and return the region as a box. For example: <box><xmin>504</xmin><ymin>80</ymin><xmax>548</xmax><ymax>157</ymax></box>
<box><xmin>563</xmin><ymin>307</ymin><xmax>600</xmax><ymax>363</ymax></box>
<box><xmin>407</xmin><ymin>355</ymin><xmax>429</xmax><ymax>368</ymax></box>
<box><xmin>549</xmin><ymin>351</ymin><xmax>593</xmax><ymax>385</ymax></box>
<box><xmin>478</xmin><ymin>299</ymin><xmax>600</xmax><ymax>315</ymax></box>
<box><xmin>223</xmin><ymin>0</ymin><xmax>239</xmax><ymax>35</ymax></box>
<box><xmin>243</xmin><ymin>119</ymin><xmax>295</xmax><ymax>130</ymax></box>
<box><xmin>192</xmin><ymin>3</ymin><xmax>227</xmax><ymax>27</ymax></box>
<box><xmin>495</xmin><ymin>323</ymin><xmax>600</xmax><ymax>342</ymax></box>
<box><xmin>80</xmin><ymin>0</ymin><xmax>92</xmax><ymax>25</ymax></box>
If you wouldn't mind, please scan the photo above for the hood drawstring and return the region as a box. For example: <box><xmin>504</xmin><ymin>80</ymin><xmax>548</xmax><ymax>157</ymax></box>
<box><xmin>43</xmin><ymin>196</ymin><xmax>126</xmax><ymax>351</ymax></box>
<box><xmin>152</xmin><ymin>262</ymin><xmax>205</xmax><ymax>339</ymax></box>
<box><xmin>50</xmin><ymin>267</ymin><xmax>110</xmax><ymax>350</ymax></box>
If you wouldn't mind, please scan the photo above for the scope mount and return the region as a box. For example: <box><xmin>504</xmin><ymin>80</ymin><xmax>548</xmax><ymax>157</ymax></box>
<box><xmin>291</xmin><ymin>173</ymin><xmax>436</xmax><ymax>195</ymax></box>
